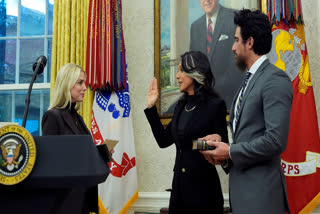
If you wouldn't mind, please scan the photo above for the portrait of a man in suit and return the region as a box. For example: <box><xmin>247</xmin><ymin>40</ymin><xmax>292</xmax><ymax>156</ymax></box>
<box><xmin>190</xmin><ymin>0</ymin><xmax>245</xmax><ymax>109</ymax></box>
<box><xmin>159</xmin><ymin>0</ymin><xmax>257</xmax><ymax>115</ymax></box>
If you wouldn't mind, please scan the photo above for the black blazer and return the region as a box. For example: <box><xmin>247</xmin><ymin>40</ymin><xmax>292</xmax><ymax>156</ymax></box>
<box><xmin>42</xmin><ymin>107</ymin><xmax>90</xmax><ymax>135</ymax></box>
<box><xmin>42</xmin><ymin>107</ymin><xmax>98</xmax><ymax>214</ymax></box>
<box><xmin>145</xmin><ymin>95</ymin><xmax>228</xmax><ymax>214</ymax></box>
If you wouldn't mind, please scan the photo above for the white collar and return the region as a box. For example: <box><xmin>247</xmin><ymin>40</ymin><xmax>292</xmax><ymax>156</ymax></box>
<box><xmin>247</xmin><ymin>55</ymin><xmax>267</xmax><ymax>76</ymax></box>
<box><xmin>206</xmin><ymin>5</ymin><xmax>220</xmax><ymax>27</ymax></box>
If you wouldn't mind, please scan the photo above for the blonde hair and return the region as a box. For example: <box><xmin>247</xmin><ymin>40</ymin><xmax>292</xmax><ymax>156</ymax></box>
<box><xmin>49</xmin><ymin>63</ymin><xmax>85</xmax><ymax>111</ymax></box>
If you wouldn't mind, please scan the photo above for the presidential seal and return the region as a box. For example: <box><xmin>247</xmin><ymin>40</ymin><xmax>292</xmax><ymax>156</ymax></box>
<box><xmin>0</xmin><ymin>125</ymin><xmax>36</xmax><ymax>185</ymax></box>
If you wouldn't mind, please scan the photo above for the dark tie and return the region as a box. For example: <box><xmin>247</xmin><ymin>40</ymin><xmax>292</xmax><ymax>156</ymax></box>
<box><xmin>234</xmin><ymin>72</ymin><xmax>252</xmax><ymax>127</ymax></box>
<box><xmin>206</xmin><ymin>18</ymin><xmax>213</xmax><ymax>54</ymax></box>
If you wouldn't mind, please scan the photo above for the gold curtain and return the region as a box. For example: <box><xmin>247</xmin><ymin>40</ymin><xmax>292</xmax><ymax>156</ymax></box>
<box><xmin>260</xmin><ymin>0</ymin><xmax>267</xmax><ymax>14</ymax></box>
<box><xmin>51</xmin><ymin>0</ymin><xmax>94</xmax><ymax>128</ymax></box>
<box><xmin>51</xmin><ymin>1</ymin><xmax>110</xmax><ymax>213</ymax></box>
<box><xmin>51</xmin><ymin>3</ymin><xmax>107</xmax><ymax>214</ymax></box>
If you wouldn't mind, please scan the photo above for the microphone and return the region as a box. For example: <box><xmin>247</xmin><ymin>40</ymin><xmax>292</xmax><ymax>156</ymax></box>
<box><xmin>22</xmin><ymin>56</ymin><xmax>47</xmax><ymax>128</ymax></box>
<box><xmin>32</xmin><ymin>55</ymin><xmax>47</xmax><ymax>75</ymax></box>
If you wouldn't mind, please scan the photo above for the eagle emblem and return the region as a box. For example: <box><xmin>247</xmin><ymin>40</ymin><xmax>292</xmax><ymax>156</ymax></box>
<box><xmin>1</xmin><ymin>138</ymin><xmax>23</xmax><ymax>171</ymax></box>
<box><xmin>0</xmin><ymin>125</ymin><xmax>36</xmax><ymax>185</ymax></box>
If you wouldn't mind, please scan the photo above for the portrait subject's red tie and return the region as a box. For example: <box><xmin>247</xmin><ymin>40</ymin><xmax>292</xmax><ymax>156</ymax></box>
<box><xmin>206</xmin><ymin>18</ymin><xmax>213</xmax><ymax>54</ymax></box>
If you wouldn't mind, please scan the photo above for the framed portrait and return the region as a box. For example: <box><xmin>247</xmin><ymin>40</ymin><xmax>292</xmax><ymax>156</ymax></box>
<box><xmin>154</xmin><ymin>0</ymin><xmax>261</xmax><ymax>124</ymax></box>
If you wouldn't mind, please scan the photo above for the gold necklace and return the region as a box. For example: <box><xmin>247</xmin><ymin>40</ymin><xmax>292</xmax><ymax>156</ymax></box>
<box><xmin>184</xmin><ymin>105</ymin><xmax>196</xmax><ymax>112</ymax></box>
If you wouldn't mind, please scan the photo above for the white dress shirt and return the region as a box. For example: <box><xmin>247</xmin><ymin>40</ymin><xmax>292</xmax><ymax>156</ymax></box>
<box><xmin>206</xmin><ymin>6</ymin><xmax>220</xmax><ymax>33</ymax></box>
<box><xmin>232</xmin><ymin>55</ymin><xmax>268</xmax><ymax>132</ymax></box>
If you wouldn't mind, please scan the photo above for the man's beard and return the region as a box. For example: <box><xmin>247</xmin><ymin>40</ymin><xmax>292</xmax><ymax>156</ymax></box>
<box><xmin>235</xmin><ymin>55</ymin><xmax>247</xmax><ymax>71</ymax></box>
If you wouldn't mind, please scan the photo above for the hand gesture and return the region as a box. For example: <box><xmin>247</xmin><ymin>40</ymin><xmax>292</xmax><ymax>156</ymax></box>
<box><xmin>200</xmin><ymin>141</ymin><xmax>230</xmax><ymax>162</ymax></box>
<box><xmin>147</xmin><ymin>78</ymin><xmax>159</xmax><ymax>108</ymax></box>
<box><xmin>199</xmin><ymin>134</ymin><xmax>221</xmax><ymax>142</ymax></box>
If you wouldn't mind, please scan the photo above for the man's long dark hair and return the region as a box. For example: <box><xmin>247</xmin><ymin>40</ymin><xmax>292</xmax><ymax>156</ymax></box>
<box><xmin>234</xmin><ymin>9</ymin><xmax>272</xmax><ymax>55</ymax></box>
<box><xmin>180</xmin><ymin>51</ymin><xmax>219</xmax><ymax>100</ymax></box>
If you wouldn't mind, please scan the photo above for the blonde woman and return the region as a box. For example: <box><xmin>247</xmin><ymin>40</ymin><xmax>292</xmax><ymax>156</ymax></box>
<box><xmin>41</xmin><ymin>63</ymin><xmax>98</xmax><ymax>214</ymax></box>
<box><xmin>42</xmin><ymin>63</ymin><xmax>88</xmax><ymax>135</ymax></box>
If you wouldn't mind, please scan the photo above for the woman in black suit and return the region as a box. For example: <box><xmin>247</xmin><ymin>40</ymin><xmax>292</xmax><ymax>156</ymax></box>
<box><xmin>41</xmin><ymin>63</ymin><xmax>98</xmax><ymax>214</ymax></box>
<box><xmin>144</xmin><ymin>51</ymin><xmax>228</xmax><ymax>214</ymax></box>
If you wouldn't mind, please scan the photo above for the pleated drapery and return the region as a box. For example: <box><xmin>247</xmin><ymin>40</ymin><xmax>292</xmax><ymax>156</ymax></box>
<box><xmin>51</xmin><ymin>0</ymin><xmax>94</xmax><ymax>127</ymax></box>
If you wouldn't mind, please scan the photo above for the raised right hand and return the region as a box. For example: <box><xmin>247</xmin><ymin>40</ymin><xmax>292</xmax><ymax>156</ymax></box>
<box><xmin>147</xmin><ymin>78</ymin><xmax>159</xmax><ymax>108</ymax></box>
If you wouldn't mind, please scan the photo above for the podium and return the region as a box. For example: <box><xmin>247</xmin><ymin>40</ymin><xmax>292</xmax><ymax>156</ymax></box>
<box><xmin>0</xmin><ymin>135</ymin><xmax>110</xmax><ymax>214</ymax></box>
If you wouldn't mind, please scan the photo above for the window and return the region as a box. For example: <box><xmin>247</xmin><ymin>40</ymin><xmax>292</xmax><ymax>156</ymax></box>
<box><xmin>0</xmin><ymin>0</ymin><xmax>54</xmax><ymax>136</ymax></box>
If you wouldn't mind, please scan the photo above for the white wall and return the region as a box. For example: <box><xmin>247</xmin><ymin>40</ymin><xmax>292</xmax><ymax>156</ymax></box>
<box><xmin>122</xmin><ymin>0</ymin><xmax>175</xmax><ymax>196</ymax></box>
<box><xmin>302</xmin><ymin>0</ymin><xmax>320</xmax><ymax>123</ymax></box>
<box><xmin>122</xmin><ymin>0</ymin><xmax>320</xmax><ymax>212</ymax></box>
